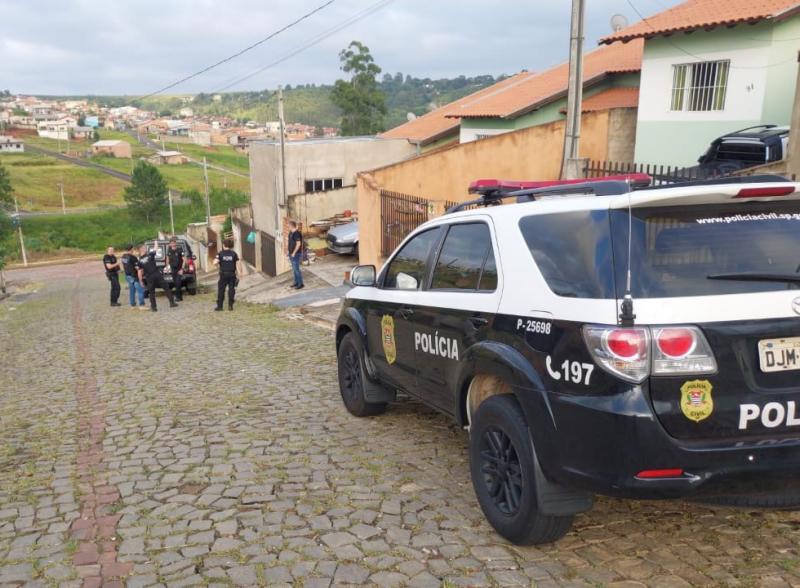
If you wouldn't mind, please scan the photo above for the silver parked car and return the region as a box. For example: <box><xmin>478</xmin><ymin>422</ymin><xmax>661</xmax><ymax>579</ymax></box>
<box><xmin>326</xmin><ymin>221</ymin><xmax>359</xmax><ymax>255</ymax></box>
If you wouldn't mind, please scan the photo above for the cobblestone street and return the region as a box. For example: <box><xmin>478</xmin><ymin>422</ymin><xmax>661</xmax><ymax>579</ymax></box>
<box><xmin>2</xmin><ymin>269</ymin><xmax>800</xmax><ymax>587</ymax></box>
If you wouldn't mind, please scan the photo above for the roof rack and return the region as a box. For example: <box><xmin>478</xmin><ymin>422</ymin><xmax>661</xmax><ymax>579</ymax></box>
<box><xmin>447</xmin><ymin>174</ymin><xmax>651</xmax><ymax>214</ymax></box>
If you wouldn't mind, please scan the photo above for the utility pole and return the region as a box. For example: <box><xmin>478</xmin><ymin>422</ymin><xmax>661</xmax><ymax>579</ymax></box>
<box><xmin>203</xmin><ymin>156</ymin><xmax>211</xmax><ymax>225</ymax></box>
<box><xmin>278</xmin><ymin>86</ymin><xmax>287</xmax><ymax>208</ymax></box>
<box><xmin>13</xmin><ymin>197</ymin><xmax>27</xmax><ymax>267</ymax></box>
<box><xmin>561</xmin><ymin>0</ymin><xmax>587</xmax><ymax>179</ymax></box>
<box><xmin>58</xmin><ymin>182</ymin><xmax>65</xmax><ymax>215</ymax></box>
<box><xmin>168</xmin><ymin>189</ymin><xmax>175</xmax><ymax>235</ymax></box>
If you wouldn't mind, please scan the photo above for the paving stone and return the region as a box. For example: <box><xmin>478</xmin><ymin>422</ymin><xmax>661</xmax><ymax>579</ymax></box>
<box><xmin>333</xmin><ymin>563</ymin><xmax>370</xmax><ymax>584</ymax></box>
<box><xmin>227</xmin><ymin>565</ymin><xmax>258</xmax><ymax>586</ymax></box>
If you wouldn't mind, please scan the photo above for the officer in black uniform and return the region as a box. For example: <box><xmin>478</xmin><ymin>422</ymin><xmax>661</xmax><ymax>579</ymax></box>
<box><xmin>102</xmin><ymin>246</ymin><xmax>121</xmax><ymax>307</ymax></box>
<box><xmin>166</xmin><ymin>237</ymin><xmax>185</xmax><ymax>301</ymax></box>
<box><xmin>213</xmin><ymin>238</ymin><xmax>241</xmax><ymax>311</ymax></box>
<box><xmin>138</xmin><ymin>248</ymin><xmax>177</xmax><ymax>312</ymax></box>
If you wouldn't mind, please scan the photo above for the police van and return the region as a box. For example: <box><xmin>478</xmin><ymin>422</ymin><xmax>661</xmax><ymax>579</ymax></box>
<box><xmin>335</xmin><ymin>175</ymin><xmax>800</xmax><ymax>545</ymax></box>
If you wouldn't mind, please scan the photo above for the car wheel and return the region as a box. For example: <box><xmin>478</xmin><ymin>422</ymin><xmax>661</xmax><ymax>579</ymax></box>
<box><xmin>188</xmin><ymin>284</ymin><xmax>197</xmax><ymax>296</ymax></box>
<box><xmin>337</xmin><ymin>333</ymin><xmax>387</xmax><ymax>417</ymax></box>
<box><xmin>469</xmin><ymin>395</ymin><xmax>573</xmax><ymax>545</ymax></box>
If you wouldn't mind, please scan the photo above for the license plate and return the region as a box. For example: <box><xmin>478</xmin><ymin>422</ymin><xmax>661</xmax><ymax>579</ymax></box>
<box><xmin>758</xmin><ymin>337</ymin><xmax>800</xmax><ymax>373</ymax></box>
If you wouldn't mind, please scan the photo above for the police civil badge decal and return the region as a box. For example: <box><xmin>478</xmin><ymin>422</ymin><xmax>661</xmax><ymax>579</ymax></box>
<box><xmin>381</xmin><ymin>315</ymin><xmax>397</xmax><ymax>365</ymax></box>
<box><xmin>680</xmin><ymin>380</ymin><xmax>714</xmax><ymax>422</ymax></box>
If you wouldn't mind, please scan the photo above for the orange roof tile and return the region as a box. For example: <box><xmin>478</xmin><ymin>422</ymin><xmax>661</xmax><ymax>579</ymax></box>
<box><xmin>559</xmin><ymin>87</ymin><xmax>640</xmax><ymax>113</ymax></box>
<box><xmin>601</xmin><ymin>0</ymin><xmax>800</xmax><ymax>44</ymax></box>
<box><xmin>379</xmin><ymin>73</ymin><xmax>535</xmax><ymax>144</ymax></box>
<box><xmin>443</xmin><ymin>40</ymin><xmax>643</xmax><ymax>120</ymax></box>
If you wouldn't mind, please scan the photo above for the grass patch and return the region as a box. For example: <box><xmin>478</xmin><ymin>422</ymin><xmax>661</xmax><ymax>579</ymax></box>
<box><xmin>162</xmin><ymin>140</ymin><xmax>250</xmax><ymax>173</ymax></box>
<box><xmin>1</xmin><ymin>152</ymin><xmax>128</xmax><ymax>211</ymax></box>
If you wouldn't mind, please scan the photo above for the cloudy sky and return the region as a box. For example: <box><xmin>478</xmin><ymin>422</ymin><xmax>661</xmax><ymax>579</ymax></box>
<box><xmin>0</xmin><ymin>0</ymin><xmax>680</xmax><ymax>96</ymax></box>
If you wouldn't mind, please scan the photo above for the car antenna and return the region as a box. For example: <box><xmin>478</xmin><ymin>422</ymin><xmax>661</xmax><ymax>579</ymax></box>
<box><xmin>619</xmin><ymin>178</ymin><xmax>636</xmax><ymax>327</ymax></box>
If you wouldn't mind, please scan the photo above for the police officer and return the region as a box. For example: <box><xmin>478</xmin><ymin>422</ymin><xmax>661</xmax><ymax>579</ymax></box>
<box><xmin>102</xmin><ymin>246</ymin><xmax>122</xmax><ymax>307</ymax></box>
<box><xmin>166</xmin><ymin>237</ymin><xmax>185</xmax><ymax>301</ymax></box>
<box><xmin>213</xmin><ymin>238</ymin><xmax>241</xmax><ymax>311</ymax></box>
<box><xmin>138</xmin><ymin>247</ymin><xmax>177</xmax><ymax>312</ymax></box>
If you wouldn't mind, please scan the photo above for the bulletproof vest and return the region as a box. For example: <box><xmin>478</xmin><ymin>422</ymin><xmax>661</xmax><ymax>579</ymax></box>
<box><xmin>219</xmin><ymin>251</ymin><xmax>237</xmax><ymax>274</ymax></box>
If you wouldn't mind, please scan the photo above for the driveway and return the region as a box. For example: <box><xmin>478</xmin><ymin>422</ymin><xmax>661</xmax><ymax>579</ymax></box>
<box><xmin>1</xmin><ymin>269</ymin><xmax>799</xmax><ymax>587</ymax></box>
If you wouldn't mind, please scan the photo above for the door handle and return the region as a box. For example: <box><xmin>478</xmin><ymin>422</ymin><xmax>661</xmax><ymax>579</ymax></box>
<box><xmin>399</xmin><ymin>308</ymin><xmax>415</xmax><ymax>319</ymax></box>
<box><xmin>469</xmin><ymin>317</ymin><xmax>489</xmax><ymax>328</ymax></box>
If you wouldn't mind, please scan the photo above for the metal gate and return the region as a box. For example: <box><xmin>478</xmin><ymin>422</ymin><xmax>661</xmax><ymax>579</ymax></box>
<box><xmin>235</xmin><ymin>219</ymin><xmax>257</xmax><ymax>267</ymax></box>
<box><xmin>260</xmin><ymin>231</ymin><xmax>277</xmax><ymax>277</ymax></box>
<box><xmin>380</xmin><ymin>190</ymin><xmax>429</xmax><ymax>257</ymax></box>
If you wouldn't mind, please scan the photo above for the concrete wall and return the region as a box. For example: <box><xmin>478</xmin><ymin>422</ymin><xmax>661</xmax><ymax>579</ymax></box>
<box><xmin>634</xmin><ymin>20</ymin><xmax>799</xmax><ymax>166</ymax></box>
<box><xmin>358</xmin><ymin>109</ymin><xmax>628</xmax><ymax>266</ymax></box>
<box><xmin>607</xmin><ymin>108</ymin><xmax>637</xmax><ymax>162</ymax></box>
<box><xmin>288</xmin><ymin>186</ymin><xmax>357</xmax><ymax>225</ymax></box>
<box><xmin>248</xmin><ymin>137</ymin><xmax>416</xmax><ymax>275</ymax></box>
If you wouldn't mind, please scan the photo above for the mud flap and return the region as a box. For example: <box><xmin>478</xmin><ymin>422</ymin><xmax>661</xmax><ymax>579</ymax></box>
<box><xmin>531</xmin><ymin>441</ymin><xmax>594</xmax><ymax>516</ymax></box>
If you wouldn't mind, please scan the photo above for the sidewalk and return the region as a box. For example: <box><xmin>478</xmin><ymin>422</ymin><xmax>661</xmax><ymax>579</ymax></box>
<box><xmin>206</xmin><ymin>254</ymin><xmax>355</xmax><ymax>330</ymax></box>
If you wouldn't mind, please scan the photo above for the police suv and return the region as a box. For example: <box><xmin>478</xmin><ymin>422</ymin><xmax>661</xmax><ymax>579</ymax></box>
<box><xmin>335</xmin><ymin>175</ymin><xmax>800</xmax><ymax>545</ymax></box>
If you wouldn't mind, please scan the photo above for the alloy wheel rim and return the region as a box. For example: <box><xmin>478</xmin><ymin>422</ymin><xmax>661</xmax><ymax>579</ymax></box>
<box><xmin>342</xmin><ymin>347</ymin><xmax>362</xmax><ymax>402</ymax></box>
<box><xmin>479</xmin><ymin>427</ymin><xmax>523</xmax><ymax>516</ymax></box>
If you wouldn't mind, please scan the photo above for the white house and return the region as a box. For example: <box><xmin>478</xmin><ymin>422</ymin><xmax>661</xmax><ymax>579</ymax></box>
<box><xmin>0</xmin><ymin>136</ymin><xmax>24</xmax><ymax>153</ymax></box>
<box><xmin>601</xmin><ymin>0</ymin><xmax>800</xmax><ymax>166</ymax></box>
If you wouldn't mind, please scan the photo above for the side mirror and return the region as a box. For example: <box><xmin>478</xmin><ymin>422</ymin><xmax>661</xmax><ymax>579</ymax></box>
<box><xmin>350</xmin><ymin>265</ymin><xmax>376</xmax><ymax>287</ymax></box>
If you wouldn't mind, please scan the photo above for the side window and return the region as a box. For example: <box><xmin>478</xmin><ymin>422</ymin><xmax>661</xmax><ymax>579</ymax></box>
<box><xmin>383</xmin><ymin>228</ymin><xmax>442</xmax><ymax>290</ymax></box>
<box><xmin>431</xmin><ymin>223</ymin><xmax>497</xmax><ymax>291</ymax></box>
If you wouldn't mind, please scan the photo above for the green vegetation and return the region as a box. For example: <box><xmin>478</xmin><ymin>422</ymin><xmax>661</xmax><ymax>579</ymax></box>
<box><xmin>5</xmin><ymin>187</ymin><xmax>247</xmax><ymax>260</ymax></box>
<box><xmin>331</xmin><ymin>41</ymin><xmax>386</xmax><ymax>135</ymax></box>
<box><xmin>124</xmin><ymin>161</ymin><xmax>168</xmax><ymax>221</ymax></box>
<box><xmin>74</xmin><ymin>73</ymin><xmax>500</xmax><ymax>133</ymax></box>
<box><xmin>0</xmin><ymin>152</ymin><xmax>127</xmax><ymax>211</ymax></box>
<box><xmin>0</xmin><ymin>161</ymin><xmax>12</xmax><ymax>270</ymax></box>
<box><xmin>160</xmin><ymin>140</ymin><xmax>249</xmax><ymax>173</ymax></box>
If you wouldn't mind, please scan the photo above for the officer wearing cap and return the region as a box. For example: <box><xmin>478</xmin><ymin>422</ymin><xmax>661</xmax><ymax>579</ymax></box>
<box><xmin>213</xmin><ymin>238</ymin><xmax>241</xmax><ymax>311</ymax></box>
<box><xmin>166</xmin><ymin>237</ymin><xmax>185</xmax><ymax>301</ymax></box>
<box><xmin>102</xmin><ymin>246</ymin><xmax>122</xmax><ymax>307</ymax></box>
<box><xmin>138</xmin><ymin>247</ymin><xmax>178</xmax><ymax>312</ymax></box>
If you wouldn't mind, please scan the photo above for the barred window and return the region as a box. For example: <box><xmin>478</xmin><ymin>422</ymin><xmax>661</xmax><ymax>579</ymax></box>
<box><xmin>670</xmin><ymin>60</ymin><xmax>730</xmax><ymax>112</ymax></box>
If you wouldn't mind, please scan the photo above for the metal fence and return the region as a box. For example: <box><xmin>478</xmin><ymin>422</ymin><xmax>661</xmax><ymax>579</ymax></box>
<box><xmin>380</xmin><ymin>190</ymin><xmax>429</xmax><ymax>257</ymax></box>
<box><xmin>234</xmin><ymin>219</ymin><xmax>256</xmax><ymax>267</ymax></box>
<box><xmin>583</xmin><ymin>160</ymin><xmax>712</xmax><ymax>185</ymax></box>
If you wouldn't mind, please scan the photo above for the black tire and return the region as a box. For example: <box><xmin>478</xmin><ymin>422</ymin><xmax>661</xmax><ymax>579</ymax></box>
<box><xmin>469</xmin><ymin>395</ymin><xmax>573</xmax><ymax>545</ymax></box>
<box><xmin>337</xmin><ymin>333</ymin><xmax>387</xmax><ymax>417</ymax></box>
<box><xmin>187</xmin><ymin>283</ymin><xmax>197</xmax><ymax>296</ymax></box>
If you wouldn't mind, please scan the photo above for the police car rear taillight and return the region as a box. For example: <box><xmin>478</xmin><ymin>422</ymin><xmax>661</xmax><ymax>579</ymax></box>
<box><xmin>583</xmin><ymin>326</ymin><xmax>650</xmax><ymax>384</ymax></box>
<box><xmin>636</xmin><ymin>468</ymin><xmax>684</xmax><ymax>479</ymax></box>
<box><xmin>583</xmin><ymin>325</ymin><xmax>717</xmax><ymax>384</ymax></box>
<box><xmin>652</xmin><ymin>326</ymin><xmax>717</xmax><ymax>376</ymax></box>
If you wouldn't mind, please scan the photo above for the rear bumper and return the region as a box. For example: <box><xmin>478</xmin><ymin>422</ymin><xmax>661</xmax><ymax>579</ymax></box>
<box><xmin>161</xmin><ymin>273</ymin><xmax>196</xmax><ymax>285</ymax></box>
<box><xmin>524</xmin><ymin>386</ymin><xmax>800</xmax><ymax>499</ymax></box>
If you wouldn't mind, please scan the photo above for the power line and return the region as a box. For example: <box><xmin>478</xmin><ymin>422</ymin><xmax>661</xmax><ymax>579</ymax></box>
<box><xmin>623</xmin><ymin>0</ymin><xmax>798</xmax><ymax>70</ymax></box>
<box><xmin>214</xmin><ymin>0</ymin><xmax>395</xmax><ymax>93</ymax></box>
<box><xmin>135</xmin><ymin>0</ymin><xmax>337</xmax><ymax>102</ymax></box>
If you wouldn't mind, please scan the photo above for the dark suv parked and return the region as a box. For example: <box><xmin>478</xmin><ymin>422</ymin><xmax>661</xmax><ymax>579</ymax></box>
<box><xmin>142</xmin><ymin>238</ymin><xmax>198</xmax><ymax>296</ymax></box>
<box><xmin>697</xmin><ymin>125</ymin><xmax>789</xmax><ymax>176</ymax></box>
<box><xmin>336</xmin><ymin>174</ymin><xmax>800</xmax><ymax>545</ymax></box>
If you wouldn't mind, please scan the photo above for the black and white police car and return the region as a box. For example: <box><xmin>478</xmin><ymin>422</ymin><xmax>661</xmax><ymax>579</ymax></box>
<box><xmin>335</xmin><ymin>174</ymin><xmax>800</xmax><ymax>545</ymax></box>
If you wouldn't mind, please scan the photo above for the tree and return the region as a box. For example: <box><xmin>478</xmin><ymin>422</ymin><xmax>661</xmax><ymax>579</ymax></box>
<box><xmin>123</xmin><ymin>161</ymin><xmax>168</xmax><ymax>222</ymax></box>
<box><xmin>330</xmin><ymin>41</ymin><xmax>386</xmax><ymax>136</ymax></box>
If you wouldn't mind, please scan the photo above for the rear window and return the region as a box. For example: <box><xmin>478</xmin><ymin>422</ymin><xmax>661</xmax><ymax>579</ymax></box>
<box><xmin>714</xmin><ymin>141</ymin><xmax>765</xmax><ymax>163</ymax></box>
<box><xmin>519</xmin><ymin>211</ymin><xmax>615</xmax><ymax>298</ymax></box>
<box><xmin>610</xmin><ymin>201</ymin><xmax>800</xmax><ymax>298</ymax></box>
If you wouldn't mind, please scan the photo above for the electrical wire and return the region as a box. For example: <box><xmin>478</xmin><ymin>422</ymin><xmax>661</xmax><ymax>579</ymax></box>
<box><xmin>623</xmin><ymin>0</ymin><xmax>799</xmax><ymax>69</ymax></box>
<box><xmin>213</xmin><ymin>0</ymin><xmax>395</xmax><ymax>93</ymax></box>
<box><xmin>134</xmin><ymin>0</ymin><xmax>337</xmax><ymax>101</ymax></box>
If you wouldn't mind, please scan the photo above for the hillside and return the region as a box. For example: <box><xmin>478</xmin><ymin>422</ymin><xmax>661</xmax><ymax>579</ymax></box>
<box><xmin>79</xmin><ymin>74</ymin><xmax>501</xmax><ymax>132</ymax></box>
